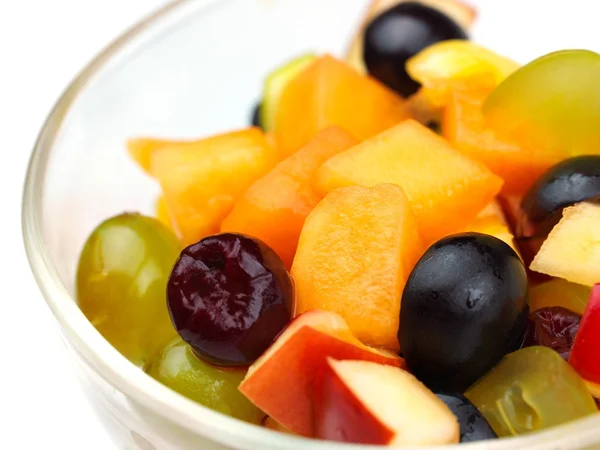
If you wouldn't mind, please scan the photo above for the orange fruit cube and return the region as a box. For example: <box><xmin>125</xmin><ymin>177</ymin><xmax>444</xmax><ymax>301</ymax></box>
<box><xmin>155</xmin><ymin>196</ymin><xmax>173</xmax><ymax>231</ymax></box>
<box><xmin>442</xmin><ymin>86</ymin><xmax>562</xmax><ymax>194</ymax></box>
<box><xmin>291</xmin><ymin>184</ymin><xmax>425</xmax><ymax>350</ymax></box>
<box><xmin>221</xmin><ymin>126</ymin><xmax>358</xmax><ymax>268</ymax></box>
<box><xmin>316</xmin><ymin>119</ymin><xmax>503</xmax><ymax>243</ymax></box>
<box><xmin>434</xmin><ymin>200</ymin><xmax>520</xmax><ymax>257</ymax></box>
<box><xmin>275</xmin><ymin>55</ymin><xmax>408</xmax><ymax>155</ymax></box>
<box><xmin>128</xmin><ymin>138</ymin><xmax>194</xmax><ymax>175</ymax></box>
<box><xmin>150</xmin><ymin>128</ymin><xmax>278</xmax><ymax>245</ymax></box>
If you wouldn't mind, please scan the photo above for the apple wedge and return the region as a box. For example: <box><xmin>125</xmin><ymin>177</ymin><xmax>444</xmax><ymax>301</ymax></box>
<box><xmin>531</xmin><ymin>202</ymin><xmax>600</xmax><ymax>286</ymax></box>
<box><xmin>262</xmin><ymin>417</ymin><xmax>295</xmax><ymax>435</ymax></box>
<box><xmin>315</xmin><ymin>359</ymin><xmax>459</xmax><ymax>446</ymax></box>
<box><xmin>570</xmin><ymin>284</ymin><xmax>600</xmax><ymax>386</ymax></box>
<box><xmin>346</xmin><ymin>0</ymin><xmax>477</xmax><ymax>73</ymax></box>
<box><xmin>239</xmin><ymin>310</ymin><xmax>402</xmax><ymax>437</ymax></box>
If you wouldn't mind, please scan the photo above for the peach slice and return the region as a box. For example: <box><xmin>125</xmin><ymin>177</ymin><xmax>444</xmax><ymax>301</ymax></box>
<box><xmin>315</xmin><ymin>359</ymin><xmax>459</xmax><ymax>446</ymax></box>
<box><xmin>346</xmin><ymin>0</ymin><xmax>477</xmax><ymax>73</ymax></box>
<box><xmin>291</xmin><ymin>184</ymin><xmax>424</xmax><ymax>350</ymax></box>
<box><xmin>238</xmin><ymin>310</ymin><xmax>402</xmax><ymax>437</ymax></box>
<box><xmin>221</xmin><ymin>126</ymin><xmax>359</xmax><ymax>269</ymax></box>
<box><xmin>316</xmin><ymin>119</ymin><xmax>503</xmax><ymax>243</ymax></box>
<box><xmin>150</xmin><ymin>128</ymin><xmax>278</xmax><ymax>245</ymax></box>
<box><xmin>274</xmin><ymin>55</ymin><xmax>408</xmax><ymax>155</ymax></box>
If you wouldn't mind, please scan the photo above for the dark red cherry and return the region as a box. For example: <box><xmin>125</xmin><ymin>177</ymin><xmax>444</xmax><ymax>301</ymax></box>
<box><xmin>167</xmin><ymin>233</ymin><xmax>294</xmax><ymax>366</ymax></box>
<box><xmin>523</xmin><ymin>306</ymin><xmax>580</xmax><ymax>361</ymax></box>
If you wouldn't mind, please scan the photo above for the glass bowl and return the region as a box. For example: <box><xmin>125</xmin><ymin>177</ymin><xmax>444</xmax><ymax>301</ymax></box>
<box><xmin>21</xmin><ymin>0</ymin><xmax>600</xmax><ymax>448</ymax></box>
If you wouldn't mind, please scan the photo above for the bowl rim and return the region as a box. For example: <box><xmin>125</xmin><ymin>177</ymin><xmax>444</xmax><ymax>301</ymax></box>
<box><xmin>21</xmin><ymin>0</ymin><xmax>600</xmax><ymax>448</ymax></box>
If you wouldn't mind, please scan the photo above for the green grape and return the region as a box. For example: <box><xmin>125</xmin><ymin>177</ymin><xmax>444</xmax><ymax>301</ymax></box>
<box><xmin>76</xmin><ymin>213</ymin><xmax>181</xmax><ymax>367</ymax></box>
<box><xmin>483</xmin><ymin>50</ymin><xmax>600</xmax><ymax>156</ymax></box>
<box><xmin>144</xmin><ymin>337</ymin><xmax>264</xmax><ymax>424</ymax></box>
<box><xmin>465</xmin><ymin>346</ymin><xmax>596</xmax><ymax>437</ymax></box>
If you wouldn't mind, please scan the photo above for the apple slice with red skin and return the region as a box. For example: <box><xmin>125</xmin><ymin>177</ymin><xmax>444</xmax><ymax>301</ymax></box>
<box><xmin>239</xmin><ymin>310</ymin><xmax>402</xmax><ymax>437</ymax></box>
<box><xmin>262</xmin><ymin>417</ymin><xmax>295</xmax><ymax>435</ymax></box>
<box><xmin>314</xmin><ymin>359</ymin><xmax>459</xmax><ymax>446</ymax></box>
<box><xmin>570</xmin><ymin>284</ymin><xmax>600</xmax><ymax>388</ymax></box>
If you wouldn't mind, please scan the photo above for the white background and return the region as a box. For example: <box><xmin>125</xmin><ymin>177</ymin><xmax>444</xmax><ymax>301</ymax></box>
<box><xmin>1</xmin><ymin>1</ymin><xmax>600</xmax><ymax>449</ymax></box>
<box><xmin>0</xmin><ymin>2</ymin><xmax>166</xmax><ymax>449</ymax></box>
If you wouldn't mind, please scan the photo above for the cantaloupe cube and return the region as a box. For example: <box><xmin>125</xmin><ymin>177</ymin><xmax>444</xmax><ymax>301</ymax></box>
<box><xmin>291</xmin><ymin>184</ymin><xmax>425</xmax><ymax>350</ymax></box>
<box><xmin>316</xmin><ymin>119</ymin><xmax>504</xmax><ymax>243</ymax></box>
<box><xmin>443</xmin><ymin>86</ymin><xmax>562</xmax><ymax>194</ymax></box>
<box><xmin>221</xmin><ymin>126</ymin><xmax>358</xmax><ymax>269</ymax></box>
<box><xmin>275</xmin><ymin>55</ymin><xmax>408</xmax><ymax>155</ymax></box>
<box><xmin>150</xmin><ymin>128</ymin><xmax>278</xmax><ymax>245</ymax></box>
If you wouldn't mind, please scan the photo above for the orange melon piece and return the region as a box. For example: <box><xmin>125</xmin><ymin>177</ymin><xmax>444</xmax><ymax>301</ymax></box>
<box><xmin>128</xmin><ymin>138</ymin><xmax>193</xmax><ymax>175</ymax></box>
<box><xmin>460</xmin><ymin>216</ymin><xmax>519</xmax><ymax>257</ymax></box>
<box><xmin>442</xmin><ymin>86</ymin><xmax>562</xmax><ymax>195</ymax></box>
<box><xmin>476</xmin><ymin>200</ymin><xmax>507</xmax><ymax>224</ymax></box>
<box><xmin>265</xmin><ymin>132</ymin><xmax>278</xmax><ymax>151</ymax></box>
<box><xmin>435</xmin><ymin>200</ymin><xmax>520</xmax><ymax>257</ymax></box>
<box><xmin>316</xmin><ymin>119</ymin><xmax>504</xmax><ymax>243</ymax></box>
<box><xmin>221</xmin><ymin>126</ymin><xmax>359</xmax><ymax>269</ymax></box>
<box><xmin>275</xmin><ymin>55</ymin><xmax>408</xmax><ymax>155</ymax></box>
<box><xmin>291</xmin><ymin>184</ymin><xmax>424</xmax><ymax>350</ymax></box>
<box><xmin>155</xmin><ymin>196</ymin><xmax>173</xmax><ymax>230</ymax></box>
<box><xmin>150</xmin><ymin>128</ymin><xmax>278</xmax><ymax>245</ymax></box>
<box><xmin>129</xmin><ymin>132</ymin><xmax>281</xmax><ymax>176</ymax></box>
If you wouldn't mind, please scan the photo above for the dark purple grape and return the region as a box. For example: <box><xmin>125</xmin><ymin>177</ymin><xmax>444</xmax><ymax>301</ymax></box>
<box><xmin>363</xmin><ymin>2</ymin><xmax>467</xmax><ymax>97</ymax></box>
<box><xmin>518</xmin><ymin>155</ymin><xmax>600</xmax><ymax>240</ymax></box>
<box><xmin>435</xmin><ymin>392</ymin><xmax>497</xmax><ymax>442</ymax></box>
<box><xmin>167</xmin><ymin>233</ymin><xmax>294</xmax><ymax>366</ymax></box>
<box><xmin>251</xmin><ymin>102</ymin><xmax>263</xmax><ymax>130</ymax></box>
<box><xmin>399</xmin><ymin>233</ymin><xmax>529</xmax><ymax>392</ymax></box>
<box><xmin>523</xmin><ymin>306</ymin><xmax>580</xmax><ymax>360</ymax></box>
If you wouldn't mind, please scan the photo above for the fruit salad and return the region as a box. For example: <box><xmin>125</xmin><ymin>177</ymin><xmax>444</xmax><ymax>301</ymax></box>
<box><xmin>76</xmin><ymin>0</ymin><xmax>600</xmax><ymax>446</ymax></box>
